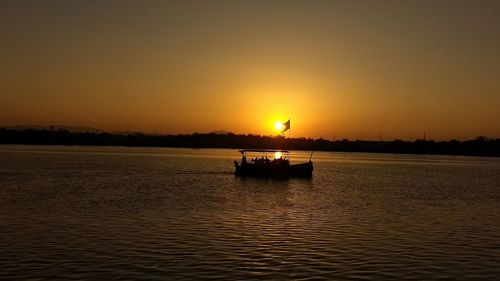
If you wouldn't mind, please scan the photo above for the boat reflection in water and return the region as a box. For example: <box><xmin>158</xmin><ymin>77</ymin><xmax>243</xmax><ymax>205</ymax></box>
<box><xmin>234</xmin><ymin>149</ymin><xmax>313</xmax><ymax>178</ymax></box>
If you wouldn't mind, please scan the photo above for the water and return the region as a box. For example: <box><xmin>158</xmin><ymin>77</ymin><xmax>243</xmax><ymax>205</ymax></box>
<box><xmin>1</xmin><ymin>145</ymin><xmax>499</xmax><ymax>280</ymax></box>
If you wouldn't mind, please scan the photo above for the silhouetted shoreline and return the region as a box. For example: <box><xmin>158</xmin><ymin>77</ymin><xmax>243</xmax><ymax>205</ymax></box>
<box><xmin>1</xmin><ymin>128</ymin><xmax>499</xmax><ymax>157</ymax></box>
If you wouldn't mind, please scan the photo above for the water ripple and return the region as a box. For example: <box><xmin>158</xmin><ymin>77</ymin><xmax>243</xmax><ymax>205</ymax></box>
<box><xmin>1</xmin><ymin>146</ymin><xmax>500</xmax><ymax>279</ymax></box>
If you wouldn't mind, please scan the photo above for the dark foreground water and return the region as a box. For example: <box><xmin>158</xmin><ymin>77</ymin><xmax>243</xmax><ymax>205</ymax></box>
<box><xmin>1</xmin><ymin>145</ymin><xmax>499</xmax><ymax>280</ymax></box>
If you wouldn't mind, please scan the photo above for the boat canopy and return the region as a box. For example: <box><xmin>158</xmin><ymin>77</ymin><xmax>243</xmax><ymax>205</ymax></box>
<box><xmin>239</xmin><ymin>149</ymin><xmax>290</xmax><ymax>156</ymax></box>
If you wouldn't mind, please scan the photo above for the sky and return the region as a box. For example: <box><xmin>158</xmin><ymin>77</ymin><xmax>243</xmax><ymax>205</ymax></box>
<box><xmin>1</xmin><ymin>0</ymin><xmax>499</xmax><ymax>140</ymax></box>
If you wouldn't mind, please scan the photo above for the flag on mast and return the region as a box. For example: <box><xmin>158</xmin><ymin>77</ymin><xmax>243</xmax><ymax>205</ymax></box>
<box><xmin>282</xmin><ymin>119</ymin><xmax>290</xmax><ymax>132</ymax></box>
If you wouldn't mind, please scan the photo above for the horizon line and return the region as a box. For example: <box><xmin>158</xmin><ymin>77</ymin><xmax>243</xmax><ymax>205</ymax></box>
<box><xmin>1</xmin><ymin>125</ymin><xmax>498</xmax><ymax>143</ymax></box>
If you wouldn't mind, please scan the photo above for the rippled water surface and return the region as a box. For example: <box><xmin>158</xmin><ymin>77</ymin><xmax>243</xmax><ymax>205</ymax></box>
<box><xmin>1</xmin><ymin>145</ymin><xmax>500</xmax><ymax>280</ymax></box>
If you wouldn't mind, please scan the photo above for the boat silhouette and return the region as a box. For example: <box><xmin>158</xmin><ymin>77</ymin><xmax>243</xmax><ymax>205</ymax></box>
<box><xmin>234</xmin><ymin>149</ymin><xmax>313</xmax><ymax>178</ymax></box>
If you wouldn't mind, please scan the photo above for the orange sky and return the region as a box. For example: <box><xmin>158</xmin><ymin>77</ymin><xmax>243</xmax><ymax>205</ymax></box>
<box><xmin>1</xmin><ymin>1</ymin><xmax>499</xmax><ymax>140</ymax></box>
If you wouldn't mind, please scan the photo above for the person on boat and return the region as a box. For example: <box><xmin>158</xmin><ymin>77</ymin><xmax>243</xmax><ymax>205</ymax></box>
<box><xmin>242</xmin><ymin>155</ymin><xmax>247</xmax><ymax>165</ymax></box>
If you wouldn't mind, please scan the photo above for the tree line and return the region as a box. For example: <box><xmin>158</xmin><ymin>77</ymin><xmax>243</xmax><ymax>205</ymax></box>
<box><xmin>1</xmin><ymin>128</ymin><xmax>499</xmax><ymax>157</ymax></box>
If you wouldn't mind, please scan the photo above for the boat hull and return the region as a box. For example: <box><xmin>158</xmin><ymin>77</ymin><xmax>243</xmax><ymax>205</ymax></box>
<box><xmin>234</xmin><ymin>161</ymin><xmax>313</xmax><ymax>178</ymax></box>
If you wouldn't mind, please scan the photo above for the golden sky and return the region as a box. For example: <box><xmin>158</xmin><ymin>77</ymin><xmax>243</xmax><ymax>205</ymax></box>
<box><xmin>1</xmin><ymin>1</ymin><xmax>499</xmax><ymax>140</ymax></box>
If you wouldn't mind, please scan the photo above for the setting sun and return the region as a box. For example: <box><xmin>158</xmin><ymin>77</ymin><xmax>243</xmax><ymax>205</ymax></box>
<box><xmin>274</xmin><ymin>151</ymin><xmax>282</xmax><ymax>159</ymax></box>
<box><xmin>275</xmin><ymin>121</ymin><xmax>284</xmax><ymax>131</ymax></box>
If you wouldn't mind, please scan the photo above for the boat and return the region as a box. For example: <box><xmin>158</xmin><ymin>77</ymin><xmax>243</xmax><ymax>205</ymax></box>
<box><xmin>234</xmin><ymin>149</ymin><xmax>313</xmax><ymax>178</ymax></box>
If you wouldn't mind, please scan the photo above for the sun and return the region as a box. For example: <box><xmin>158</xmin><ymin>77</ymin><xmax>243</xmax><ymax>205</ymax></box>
<box><xmin>274</xmin><ymin>121</ymin><xmax>284</xmax><ymax>131</ymax></box>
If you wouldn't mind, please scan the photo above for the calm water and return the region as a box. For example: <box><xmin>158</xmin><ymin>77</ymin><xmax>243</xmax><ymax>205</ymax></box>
<box><xmin>1</xmin><ymin>145</ymin><xmax>500</xmax><ymax>280</ymax></box>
